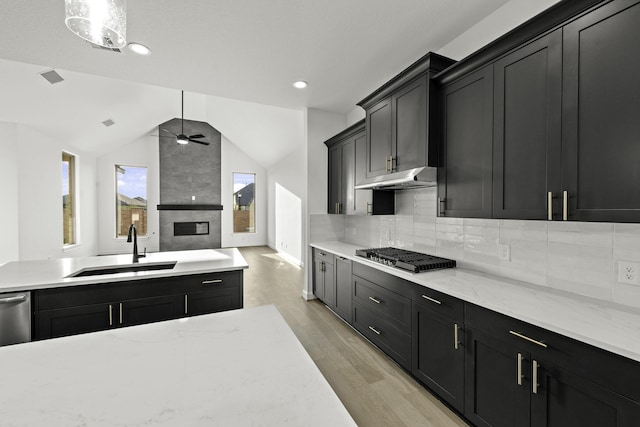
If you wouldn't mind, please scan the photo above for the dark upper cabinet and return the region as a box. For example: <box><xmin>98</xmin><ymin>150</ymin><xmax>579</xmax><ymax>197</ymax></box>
<box><xmin>438</xmin><ymin>65</ymin><xmax>494</xmax><ymax>218</ymax></box>
<box><xmin>358</xmin><ymin>53</ymin><xmax>455</xmax><ymax>179</ymax></box>
<box><xmin>562</xmin><ymin>0</ymin><xmax>640</xmax><ymax>222</ymax></box>
<box><xmin>436</xmin><ymin>0</ymin><xmax>640</xmax><ymax>223</ymax></box>
<box><xmin>493</xmin><ymin>30</ymin><xmax>562</xmax><ymax>220</ymax></box>
<box><xmin>325</xmin><ymin>120</ymin><xmax>394</xmax><ymax>215</ymax></box>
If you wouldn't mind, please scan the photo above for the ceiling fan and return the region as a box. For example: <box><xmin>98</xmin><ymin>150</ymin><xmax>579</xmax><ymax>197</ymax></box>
<box><xmin>159</xmin><ymin>91</ymin><xmax>210</xmax><ymax>146</ymax></box>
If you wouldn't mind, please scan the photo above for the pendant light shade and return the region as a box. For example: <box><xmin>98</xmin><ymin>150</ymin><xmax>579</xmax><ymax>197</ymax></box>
<box><xmin>64</xmin><ymin>0</ymin><xmax>127</xmax><ymax>48</ymax></box>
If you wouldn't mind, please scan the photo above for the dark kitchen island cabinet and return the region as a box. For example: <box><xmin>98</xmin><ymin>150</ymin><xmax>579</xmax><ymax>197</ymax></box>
<box><xmin>464</xmin><ymin>304</ymin><xmax>640</xmax><ymax>427</ymax></box>
<box><xmin>34</xmin><ymin>271</ymin><xmax>243</xmax><ymax>340</ymax></box>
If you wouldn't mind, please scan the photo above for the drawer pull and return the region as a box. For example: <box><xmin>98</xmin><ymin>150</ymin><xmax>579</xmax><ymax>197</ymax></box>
<box><xmin>509</xmin><ymin>330</ymin><xmax>548</xmax><ymax>348</ymax></box>
<box><xmin>421</xmin><ymin>295</ymin><xmax>442</xmax><ymax>305</ymax></box>
<box><xmin>202</xmin><ymin>279</ymin><xmax>223</xmax><ymax>285</ymax></box>
<box><xmin>517</xmin><ymin>353</ymin><xmax>523</xmax><ymax>386</ymax></box>
<box><xmin>368</xmin><ymin>325</ymin><xmax>382</xmax><ymax>335</ymax></box>
<box><xmin>533</xmin><ymin>360</ymin><xmax>540</xmax><ymax>394</ymax></box>
<box><xmin>368</xmin><ymin>296</ymin><xmax>382</xmax><ymax>304</ymax></box>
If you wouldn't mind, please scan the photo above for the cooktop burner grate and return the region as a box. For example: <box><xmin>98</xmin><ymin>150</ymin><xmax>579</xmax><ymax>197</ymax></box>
<box><xmin>355</xmin><ymin>247</ymin><xmax>456</xmax><ymax>273</ymax></box>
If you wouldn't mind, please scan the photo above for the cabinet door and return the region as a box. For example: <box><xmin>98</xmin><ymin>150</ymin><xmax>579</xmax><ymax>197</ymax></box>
<box><xmin>393</xmin><ymin>75</ymin><xmax>427</xmax><ymax>171</ymax></box>
<box><xmin>353</xmin><ymin>130</ymin><xmax>372</xmax><ymax>215</ymax></box>
<box><xmin>412</xmin><ymin>302</ymin><xmax>464</xmax><ymax>413</ymax></box>
<box><xmin>465</xmin><ymin>327</ymin><xmax>530</xmax><ymax>427</ymax></box>
<box><xmin>334</xmin><ymin>257</ymin><xmax>352</xmax><ymax>322</ymax></box>
<box><xmin>37</xmin><ymin>303</ymin><xmax>113</xmax><ymax>339</ymax></box>
<box><xmin>562</xmin><ymin>0</ymin><xmax>640</xmax><ymax>222</ymax></box>
<box><xmin>531</xmin><ymin>359</ymin><xmax>640</xmax><ymax>427</ymax></box>
<box><xmin>186</xmin><ymin>287</ymin><xmax>243</xmax><ymax>317</ymax></box>
<box><xmin>313</xmin><ymin>259</ymin><xmax>325</xmax><ymax>300</ymax></box>
<box><xmin>121</xmin><ymin>295</ymin><xmax>183</xmax><ymax>326</ymax></box>
<box><xmin>328</xmin><ymin>144</ymin><xmax>342</xmax><ymax>214</ymax></box>
<box><xmin>366</xmin><ymin>97</ymin><xmax>393</xmax><ymax>178</ymax></box>
<box><xmin>438</xmin><ymin>65</ymin><xmax>494</xmax><ymax>218</ymax></box>
<box><xmin>323</xmin><ymin>261</ymin><xmax>336</xmax><ymax>308</ymax></box>
<box><xmin>342</xmin><ymin>138</ymin><xmax>355</xmax><ymax>215</ymax></box>
<box><xmin>493</xmin><ymin>30</ymin><xmax>562</xmax><ymax>219</ymax></box>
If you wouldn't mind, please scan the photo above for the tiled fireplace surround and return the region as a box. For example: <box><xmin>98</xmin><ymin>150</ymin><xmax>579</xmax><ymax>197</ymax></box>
<box><xmin>310</xmin><ymin>187</ymin><xmax>640</xmax><ymax>309</ymax></box>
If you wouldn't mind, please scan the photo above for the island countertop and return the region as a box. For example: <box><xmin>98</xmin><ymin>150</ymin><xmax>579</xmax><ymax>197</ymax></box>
<box><xmin>0</xmin><ymin>304</ymin><xmax>356</xmax><ymax>426</ymax></box>
<box><xmin>0</xmin><ymin>248</ymin><xmax>248</xmax><ymax>293</ymax></box>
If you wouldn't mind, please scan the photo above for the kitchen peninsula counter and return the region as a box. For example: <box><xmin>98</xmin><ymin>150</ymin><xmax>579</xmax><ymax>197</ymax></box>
<box><xmin>0</xmin><ymin>249</ymin><xmax>248</xmax><ymax>293</ymax></box>
<box><xmin>311</xmin><ymin>241</ymin><xmax>640</xmax><ymax>363</ymax></box>
<box><xmin>0</xmin><ymin>305</ymin><xmax>356</xmax><ymax>426</ymax></box>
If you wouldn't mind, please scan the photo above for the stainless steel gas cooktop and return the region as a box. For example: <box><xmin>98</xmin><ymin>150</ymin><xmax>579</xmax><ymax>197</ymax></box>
<box><xmin>355</xmin><ymin>247</ymin><xmax>456</xmax><ymax>273</ymax></box>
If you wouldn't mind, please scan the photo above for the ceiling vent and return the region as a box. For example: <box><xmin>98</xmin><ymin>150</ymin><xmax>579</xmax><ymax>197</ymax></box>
<box><xmin>86</xmin><ymin>40</ymin><xmax>122</xmax><ymax>53</ymax></box>
<box><xmin>102</xmin><ymin>119</ymin><xmax>115</xmax><ymax>127</ymax></box>
<box><xmin>39</xmin><ymin>70</ymin><xmax>64</xmax><ymax>85</ymax></box>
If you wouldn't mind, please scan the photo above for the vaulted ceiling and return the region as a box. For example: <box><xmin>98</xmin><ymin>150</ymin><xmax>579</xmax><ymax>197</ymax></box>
<box><xmin>0</xmin><ymin>0</ymin><xmax>513</xmax><ymax>162</ymax></box>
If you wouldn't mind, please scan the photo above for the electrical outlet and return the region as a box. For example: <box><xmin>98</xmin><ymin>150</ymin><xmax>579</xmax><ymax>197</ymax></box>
<box><xmin>618</xmin><ymin>261</ymin><xmax>639</xmax><ymax>285</ymax></box>
<box><xmin>498</xmin><ymin>244</ymin><xmax>511</xmax><ymax>261</ymax></box>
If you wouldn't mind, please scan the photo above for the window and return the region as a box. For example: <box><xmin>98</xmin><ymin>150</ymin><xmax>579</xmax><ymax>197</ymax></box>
<box><xmin>62</xmin><ymin>152</ymin><xmax>77</xmax><ymax>245</ymax></box>
<box><xmin>116</xmin><ymin>165</ymin><xmax>148</xmax><ymax>237</ymax></box>
<box><xmin>233</xmin><ymin>173</ymin><xmax>255</xmax><ymax>233</ymax></box>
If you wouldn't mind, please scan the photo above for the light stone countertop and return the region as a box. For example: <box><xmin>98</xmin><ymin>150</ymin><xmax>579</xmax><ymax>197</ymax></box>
<box><xmin>0</xmin><ymin>304</ymin><xmax>356</xmax><ymax>426</ymax></box>
<box><xmin>311</xmin><ymin>241</ymin><xmax>640</xmax><ymax>363</ymax></box>
<box><xmin>0</xmin><ymin>248</ymin><xmax>248</xmax><ymax>293</ymax></box>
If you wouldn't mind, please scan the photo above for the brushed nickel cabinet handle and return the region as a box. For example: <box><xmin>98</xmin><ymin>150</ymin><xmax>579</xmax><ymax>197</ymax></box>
<box><xmin>437</xmin><ymin>198</ymin><xmax>446</xmax><ymax>216</ymax></box>
<box><xmin>548</xmin><ymin>192</ymin><xmax>553</xmax><ymax>220</ymax></box>
<box><xmin>389</xmin><ymin>156</ymin><xmax>395</xmax><ymax>172</ymax></box>
<box><xmin>202</xmin><ymin>279</ymin><xmax>223</xmax><ymax>285</ymax></box>
<box><xmin>368</xmin><ymin>296</ymin><xmax>382</xmax><ymax>304</ymax></box>
<box><xmin>385</xmin><ymin>156</ymin><xmax>390</xmax><ymax>173</ymax></box>
<box><xmin>421</xmin><ymin>294</ymin><xmax>442</xmax><ymax>305</ymax></box>
<box><xmin>517</xmin><ymin>353</ymin><xmax>523</xmax><ymax>386</ymax></box>
<box><xmin>184</xmin><ymin>295</ymin><xmax>188</xmax><ymax>314</ymax></box>
<box><xmin>454</xmin><ymin>323</ymin><xmax>460</xmax><ymax>350</ymax></box>
<box><xmin>368</xmin><ymin>325</ymin><xmax>382</xmax><ymax>335</ymax></box>
<box><xmin>119</xmin><ymin>302</ymin><xmax>123</xmax><ymax>325</ymax></box>
<box><xmin>563</xmin><ymin>191</ymin><xmax>568</xmax><ymax>221</ymax></box>
<box><xmin>509</xmin><ymin>330</ymin><xmax>548</xmax><ymax>348</ymax></box>
<box><xmin>366</xmin><ymin>202</ymin><xmax>372</xmax><ymax>215</ymax></box>
<box><xmin>533</xmin><ymin>360</ymin><xmax>540</xmax><ymax>394</ymax></box>
<box><xmin>109</xmin><ymin>304</ymin><xmax>113</xmax><ymax>326</ymax></box>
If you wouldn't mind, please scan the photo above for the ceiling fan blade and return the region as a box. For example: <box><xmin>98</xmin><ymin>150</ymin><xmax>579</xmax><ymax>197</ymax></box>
<box><xmin>160</xmin><ymin>128</ymin><xmax>177</xmax><ymax>136</ymax></box>
<box><xmin>189</xmin><ymin>138</ymin><xmax>210</xmax><ymax>146</ymax></box>
<box><xmin>188</xmin><ymin>134</ymin><xmax>205</xmax><ymax>139</ymax></box>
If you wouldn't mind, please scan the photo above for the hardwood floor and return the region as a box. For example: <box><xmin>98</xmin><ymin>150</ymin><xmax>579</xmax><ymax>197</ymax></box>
<box><xmin>239</xmin><ymin>246</ymin><xmax>469</xmax><ymax>427</ymax></box>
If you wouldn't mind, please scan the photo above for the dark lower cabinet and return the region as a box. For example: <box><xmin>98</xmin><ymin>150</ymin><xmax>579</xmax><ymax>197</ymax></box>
<box><xmin>465</xmin><ymin>304</ymin><xmax>640</xmax><ymax>427</ymax></box>
<box><xmin>312</xmin><ymin>249</ymin><xmax>335</xmax><ymax>306</ymax></box>
<box><xmin>412</xmin><ymin>295</ymin><xmax>465</xmax><ymax>413</ymax></box>
<box><xmin>33</xmin><ymin>271</ymin><xmax>243</xmax><ymax>340</ymax></box>
<box><xmin>334</xmin><ymin>256</ymin><xmax>352</xmax><ymax>322</ymax></box>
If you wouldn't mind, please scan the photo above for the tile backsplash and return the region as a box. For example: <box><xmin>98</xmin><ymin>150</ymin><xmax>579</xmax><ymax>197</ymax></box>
<box><xmin>310</xmin><ymin>187</ymin><xmax>640</xmax><ymax>309</ymax></box>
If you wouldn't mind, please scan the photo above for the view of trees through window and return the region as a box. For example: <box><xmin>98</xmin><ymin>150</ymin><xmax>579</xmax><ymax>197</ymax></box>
<box><xmin>62</xmin><ymin>152</ymin><xmax>76</xmax><ymax>246</ymax></box>
<box><xmin>233</xmin><ymin>173</ymin><xmax>255</xmax><ymax>233</ymax></box>
<box><xmin>116</xmin><ymin>165</ymin><xmax>148</xmax><ymax>237</ymax></box>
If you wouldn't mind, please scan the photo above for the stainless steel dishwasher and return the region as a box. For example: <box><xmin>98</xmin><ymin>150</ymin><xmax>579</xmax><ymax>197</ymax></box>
<box><xmin>0</xmin><ymin>291</ymin><xmax>31</xmax><ymax>346</ymax></box>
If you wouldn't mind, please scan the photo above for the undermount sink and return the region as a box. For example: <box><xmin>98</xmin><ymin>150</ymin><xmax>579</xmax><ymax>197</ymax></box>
<box><xmin>67</xmin><ymin>261</ymin><xmax>178</xmax><ymax>278</ymax></box>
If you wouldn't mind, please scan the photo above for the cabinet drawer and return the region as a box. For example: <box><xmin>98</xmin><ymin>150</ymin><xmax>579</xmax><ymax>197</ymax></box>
<box><xmin>353</xmin><ymin>302</ymin><xmax>411</xmax><ymax>370</ymax></box>
<box><xmin>412</xmin><ymin>285</ymin><xmax>464</xmax><ymax>322</ymax></box>
<box><xmin>353</xmin><ymin>276</ymin><xmax>411</xmax><ymax>332</ymax></box>
<box><xmin>313</xmin><ymin>248</ymin><xmax>335</xmax><ymax>265</ymax></box>
<box><xmin>170</xmin><ymin>271</ymin><xmax>242</xmax><ymax>293</ymax></box>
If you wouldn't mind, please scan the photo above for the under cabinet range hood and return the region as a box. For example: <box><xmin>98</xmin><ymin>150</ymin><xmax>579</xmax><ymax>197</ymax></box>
<box><xmin>354</xmin><ymin>166</ymin><xmax>437</xmax><ymax>190</ymax></box>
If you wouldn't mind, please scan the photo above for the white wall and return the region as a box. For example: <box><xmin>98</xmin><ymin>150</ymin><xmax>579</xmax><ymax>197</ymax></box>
<box><xmin>221</xmin><ymin>135</ymin><xmax>267</xmax><ymax>248</ymax></box>
<box><xmin>275</xmin><ymin>183</ymin><xmax>302</xmax><ymax>264</ymax></box>
<box><xmin>346</xmin><ymin>107</ymin><xmax>365</xmax><ymax>127</ymax></box>
<box><xmin>0</xmin><ymin>122</ymin><xmax>20</xmax><ymax>265</ymax></box>
<box><xmin>96</xmin><ymin>135</ymin><xmax>160</xmax><ymax>255</ymax></box>
<box><xmin>303</xmin><ymin>108</ymin><xmax>348</xmax><ymax>299</ymax></box>
<box><xmin>15</xmin><ymin>125</ymin><xmax>97</xmax><ymax>260</ymax></box>
<box><xmin>438</xmin><ymin>0</ymin><xmax>561</xmax><ymax>60</ymax></box>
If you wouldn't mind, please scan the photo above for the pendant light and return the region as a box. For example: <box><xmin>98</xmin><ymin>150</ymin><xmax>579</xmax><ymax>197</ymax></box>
<box><xmin>64</xmin><ymin>0</ymin><xmax>127</xmax><ymax>48</ymax></box>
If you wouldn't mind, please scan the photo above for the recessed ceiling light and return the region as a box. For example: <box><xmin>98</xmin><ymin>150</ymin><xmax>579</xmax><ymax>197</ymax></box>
<box><xmin>293</xmin><ymin>80</ymin><xmax>308</xmax><ymax>89</ymax></box>
<box><xmin>127</xmin><ymin>42</ymin><xmax>152</xmax><ymax>56</ymax></box>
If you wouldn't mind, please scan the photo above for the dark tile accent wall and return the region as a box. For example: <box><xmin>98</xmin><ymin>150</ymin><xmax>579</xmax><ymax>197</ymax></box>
<box><xmin>158</xmin><ymin>118</ymin><xmax>222</xmax><ymax>251</ymax></box>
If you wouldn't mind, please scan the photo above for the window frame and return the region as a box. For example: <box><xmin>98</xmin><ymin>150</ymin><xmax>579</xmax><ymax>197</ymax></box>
<box><xmin>115</xmin><ymin>164</ymin><xmax>149</xmax><ymax>239</ymax></box>
<box><xmin>62</xmin><ymin>151</ymin><xmax>79</xmax><ymax>248</ymax></box>
<box><xmin>232</xmin><ymin>172</ymin><xmax>256</xmax><ymax>234</ymax></box>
